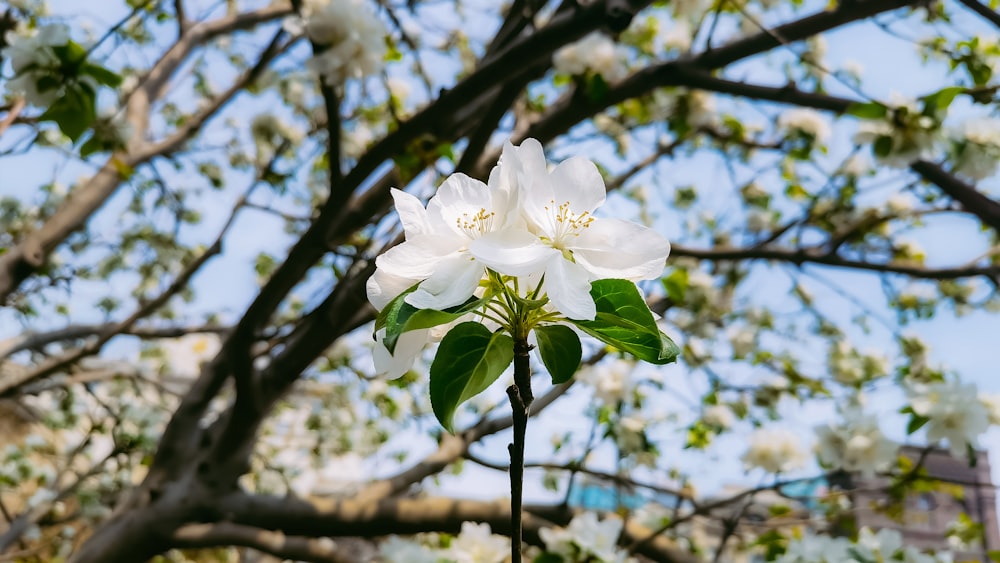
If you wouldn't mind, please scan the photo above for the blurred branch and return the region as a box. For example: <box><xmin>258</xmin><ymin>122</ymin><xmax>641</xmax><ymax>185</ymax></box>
<box><xmin>670</xmin><ymin>243</ymin><xmax>1000</xmax><ymax>281</ymax></box>
<box><xmin>957</xmin><ymin>0</ymin><xmax>1000</xmax><ymax>29</ymax></box>
<box><xmin>173</xmin><ymin>522</ymin><xmax>353</xmax><ymax>563</ymax></box>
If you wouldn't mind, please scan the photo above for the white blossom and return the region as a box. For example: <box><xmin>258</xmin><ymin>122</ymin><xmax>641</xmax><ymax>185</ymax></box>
<box><xmin>980</xmin><ymin>392</ymin><xmax>1000</xmax><ymax>425</ymax></box>
<box><xmin>553</xmin><ymin>32</ymin><xmax>629</xmax><ymax>81</ymax></box>
<box><xmin>741</xmin><ymin>427</ymin><xmax>808</xmax><ymax>473</ymax></box>
<box><xmin>379</xmin><ymin>536</ymin><xmax>438</xmax><ymax>563</ymax></box>
<box><xmin>469</xmin><ymin>139</ymin><xmax>670</xmax><ymax>320</ymax></box>
<box><xmin>854</xmin><ymin>93</ymin><xmax>940</xmax><ymax>167</ymax></box>
<box><xmin>578</xmin><ymin>358</ymin><xmax>634</xmax><ymax>406</ymax></box>
<box><xmin>952</xmin><ymin>118</ymin><xmax>1000</xmax><ymax>180</ymax></box>
<box><xmin>159</xmin><ymin>333</ymin><xmax>221</xmax><ymax>377</ymax></box>
<box><xmin>302</xmin><ymin>0</ymin><xmax>387</xmax><ymax>85</ymax></box>
<box><xmin>447</xmin><ymin>522</ymin><xmax>509</xmax><ymax>563</ymax></box>
<box><xmin>539</xmin><ymin>513</ymin><xmax>633</xmax><ymax>563</ymax></box>
<box><xmin>702</xmin><ymin>405</ymin><xmax>735</xmax><ymax>429</ymax></box>
<box><xmin>1</xmin><ymin>23</ymin><xmax>71</xmax><ymax>107</ymax></box>
<box><xmin>778</xmin><ymin>108</ymin><xmax>832</xmax><ymax>145</ymax></box>
<box><xmin>814</xmin><ymin>409</ymin><xmax>897</xmax><ymax>477</ymax></box>
<box><xmin>908</xmin><ymin>380</ymin><xmax>990</xmax><ymax>457</ymax></box>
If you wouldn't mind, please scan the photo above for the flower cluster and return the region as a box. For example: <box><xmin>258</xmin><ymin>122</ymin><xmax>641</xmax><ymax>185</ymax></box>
<box><xmin>853</xmin><ymin>94</ymin><xmax>940</xmax><ymax>167</ymax></box>
<box><xmin>1</xmin><ymin>23</ymin><xmax>73</xmax><ymax>107</ymax></box>
<box><xmin>741</xmin><ymin>427</ymin><xmax>808</xmax><ymax>474</ymax></box>
<box><xmin>539</xmin><ymin>513</ymin><xmax>634</xmax><ymax>563</ymax></box>
<box><xmin>379</xmin><ymin>522</ymin><xmax>509</xmax><ymax>563</ymax></box>
<box><xmin>777</xmin><ymin>108</ymin><xmax>832</xmax><ymax>145</ymax></box>
<box><xmin>367</xmin><ymin>138</ymin><xmax>671</xmax><ymax>377</ymax></box>
<box><xmin>553</xmin><ymin>32</ymin><xmax>630</xmax><ymax>82</ymax></box>
<box><xmin>814</xmin><ymin>408</ymin><xmax>897</xmax><ymax>478</ymax></box>
<box><xmin>778</xmin><ymin>527</ymin><xmax>952</xmax><ymax>563</ymax></box>
<box><xmin>298</xmin><ymin>0</ymin><xmax>387</xmax><ymax>85</ymax></box>
<box><xmin>907</xmin><ymin>380</ymin><xmax>990</xmax><ymax>458</ymax></box>
<box><xmin>951</xmin><ymin>118</ymin><xmax>1000</xmax><ymax>180</ymax></box>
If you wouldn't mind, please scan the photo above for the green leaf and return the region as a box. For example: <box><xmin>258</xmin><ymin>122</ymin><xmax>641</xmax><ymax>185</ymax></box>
<box><xmin>906</xmin><ymin>413</ymin><xmax>930</xmax><ymax>435</ymax></box>
<box><xmin>846</xmin><ymin>101</ymin><xmax>888</xmax><ymax>119</ymax></box>
<box><xmin>39</xmin><ymin>84</ymin><xmax>97</xmax><ymax>142</ymax></box>
<box><xmin>533</xmin><ymin>554</ymin><xmax>565</xmax><ymax>563</ymax></box>
<box><xmin>570</xmin><ymin>279</ymin><xmax>678</xmax><ymax>364</ymax></box>
<box><xmin>375</xmin><ymin>285</ymin><xmax>489</xmax><ymax>355</ymax></box>
<box><xmin>81</xmin><ymin>63</ymin><xmax>123</xmax><ymax>87</ymax></box>
<box><xmin>921</xmin><ymin>86</ymin><xmax>963</xmax><ymax>116</ymax></box>
<box><xmin>534</xmin><ymin>324</ymin><xmax>582</xmax><ymax>384</ymax></box>
<box><xmin>986</xmin><ymin>549</ymin><xmax>1000</xmax><ymax>562</ymax></box>
<box><xmin>586</xmin><ymin>73</ymin><xmax>609</xmax><ymax>103</ymax></box>
<box><xmin>873</xmin><ymin>135</ymin><xmax>893</xmax><ymax>158</ymax></box>
<box><xmin>429</xmin><ymin>322</ymin><xmax>514</xmax><ymax>432</ymax></box>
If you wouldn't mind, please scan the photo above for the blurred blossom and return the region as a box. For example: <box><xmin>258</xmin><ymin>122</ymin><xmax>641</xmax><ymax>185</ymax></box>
<box><xmin>741</xmin><ymin>427</ymin><xmax>807</xmax><ymax>473</ymax></box>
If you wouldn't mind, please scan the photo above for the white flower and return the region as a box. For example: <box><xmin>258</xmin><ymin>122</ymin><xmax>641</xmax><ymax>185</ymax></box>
<box><xmin>470</xmin><ymin>139</ymin><xmax>670</xmax><ymax>320</ymax></box>
<box><xmin>373</xmin><ymin>173</ymin><xmax>518</xmax><ymax>311</ymax></box>
<box><xmin>663</xmin><ymin>21</ymin><xmax>693</xmax><ymax>51</ymax></box>
<box><xmin>776</xmin><ymin>532</ymin><xmax>852</xmax><ymax>563</ymax></box>
<box><xmin>553</xmin><ymin>32</ymin><xmax>629</xmax><ymax>81</ymax></box>
<box><xmin>1</xmin><ymin>23</ymin><xmax>71</xmax><ymax>107</ymax></box>
<box><xmin>379</xmin><ymin>536</ymin><xmax>439</xmax><ymax>563</ymax></box>
<box><xmin>578</xmin><ymin>358</ymin><xmax>634</xmax><ymax>405</ymax></box>
<box><xmin>447</xmin><ymin>522</ymin><xmax>508</xmax><ymax>563</ymax></box>
<box><xmin>159</xmin><ymin>333</ymin><xmax>221</xmax><ymax>377</ymax></box>
<box><xmin>686</xmin><ymin>90</ymin><xmax>717</xmax><ymax>128</ymax></box>
<box><xmin>703</xmin><ymin>405</ymin><xmax>734</xmax><ymax>429</ymax></box>
<box><xmin>343</xmin><ymin>124</ymin><xmax>375</xmax><ymax>159</ymax></box>
<box><xmin>727</xmin><ymin>326</ymin><xmax>755</xmax><ymax>358</ymax></box>
<box><xmin>778</xmin><ymin>108</ymin><xmax>832</xmax><ymax>145</ymax></box>
<box><xmin>814</xmin><ymin>409</ymin><xmax>897</xmax><ymax>477</ymax></box>
<box><xmin>952</xmin><ymin>118</ymin><xmax>1000</xmax><ymax>180</ymax></box>
<box><xmin>886</xmin><ymin>193</ymin><xmax>914</xmax><ymax>215</ymax></box>
<box><xmin>302</xmin><ymin>0</ymin><xmax>387</xmax><ymax>85</ymax></box>
<box><xmin>980</xmin><ymin>392</ymin><xmax>1000</xmax><ymax>425</ymax></box>
<box><xmin>540</xmin><ymin>513</ymin><xmax>631</xmax><ymax>562</ymax></box>
<box><xmin>909</xmin><ymin>380</ymin><xmax>990</xmax><ymax>457</ymax></box>
<box><xmin>741</xmin><ymin>427</ymin><xmax>807</xmax><ymax>473</ymax></box>
<box><xmin>854</xmin><ymin>93</ymin><xmax>940</xmax><ymax>167</ymax></box>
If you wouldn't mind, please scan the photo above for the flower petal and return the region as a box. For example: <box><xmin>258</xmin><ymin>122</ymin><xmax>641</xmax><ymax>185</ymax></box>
<box><xmin>406</xmin><ymin>254</ymin><xmax>484</xmax><ymax>310</ymax></box>
<box><xmin>366</xmin><ymin>268</ymin><xmax>418</xmax><ymax>310</ymax></box>
<box><xmin>549</xmin><ymin>156</ymin><xmax>606</xmax><ymax>213</ymax></box>
<box><xmin>427</xmin><ymin>173</ymin><xmax>493</xmax><ymax>238</ymax></box>
<box><xmin>375</xmin><ymin>235</ymin><xmax>458</xmax><ymax>279</ymax></box>
<box><xmin>545</xmin><ymin>257</ymin><xmax>596</xmax><ymax>320</ymax></box>
<box><xmin>470</xmin><ymin>229</ymin><xmax>557</xmax><ymax>276</ymax></box>
<box><xmin>571</xmin><ymin>218</ymin><xmax>670</xmax><ymax>280</ymax></box>
<box><xmin>373</xmin><ymin>328</ymin><xmax>428</xmax><ymax>378</ymax></box>
<box><xmin>390</xmin><ymin>188</ymin><xmax>431</xmax><ymax>238</ymax></box>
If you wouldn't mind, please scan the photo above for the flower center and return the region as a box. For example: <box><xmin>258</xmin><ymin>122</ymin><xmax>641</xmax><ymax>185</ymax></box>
<box><xmin>455</xmin><ymin>207</ymin><xmax>495</xmax><ymax>239</ymax></box>
<box><xmin>543</xmin><ymin>199</ymin><xmax>594</xmax><ymax>248</ymax></box>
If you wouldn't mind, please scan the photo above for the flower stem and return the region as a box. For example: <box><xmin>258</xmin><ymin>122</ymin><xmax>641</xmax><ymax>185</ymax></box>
<box><xmin>506</xmin><ymin>336</ymin><xmax>533</xmax><ymax>563</ymax></box>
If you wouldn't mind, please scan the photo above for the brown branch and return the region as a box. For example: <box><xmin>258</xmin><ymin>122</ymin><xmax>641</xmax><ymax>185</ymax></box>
<box><xmin>670</xmin><ymin>243</ymin><xmax>1000</xmax><ymax>280</ymax></box>
<box><xmin>173</xmin><ymin>522</ymin><xmax>353</xmax><ymax>563</ymax></box>
<box><xmin>957</xmin><ymin>0</ymin><xmax>1000</xmax><ymax>29</ymax></box>
<box><xmin>213</xmin><ymin>493</ymin><xmax>700</xmax><ymax>563</ymax></box>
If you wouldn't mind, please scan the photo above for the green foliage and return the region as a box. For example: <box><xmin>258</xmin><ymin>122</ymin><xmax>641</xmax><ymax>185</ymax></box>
<box><xmin>571</xmin><ymin>279</ymin><xmax>679</xmax><ymax>364</ymax></box>
<box><xmin>534</xmin><ymin>324</ymin><xmax>582</xmax><ymax>384</ymax></box>
<box><xmin>429</xmin><ymin>322</ymin><xmax>514</xmax><ymax>432</ymax></box>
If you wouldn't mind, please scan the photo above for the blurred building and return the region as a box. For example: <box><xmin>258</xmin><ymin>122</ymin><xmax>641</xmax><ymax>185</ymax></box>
<box><xmin>844</xmin><ymin>445</ymin><xmax>1000</xmax><ymax>562</ymax></box>
<box><xmin>567</xmin><ymin>445</ymin><xmax>1000</xmax><ymax>562</ymax></box>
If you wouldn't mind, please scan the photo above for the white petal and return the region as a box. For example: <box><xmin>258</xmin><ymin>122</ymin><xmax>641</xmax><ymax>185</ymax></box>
<box><xmin>545</xmin><ymin>257</ymin><xmax>596</xmax><ymax>320</ymax></box>
<box><xmin>469</xmin><ymin>229</ymin><xmax>557</xmax><ymax>276</ymax></box>
<box><xmin>406</xmin><ymin>254</ymin><xmax>484</xmax><ymax>310</ymax></box>
<box><xmin>366</xmin><ymin>268</ymin><xmax>419</xmax><ymax>310</ymax></box>
<box><xmin>549</xmin><ymin>156</ymin><xmax>606</xmax><ymax>213</ymax></box>
<box><xmin>373</xmin><ymin>328</ymin><xmax>428</xmax><ymax>379</ymax></box>
<box><xmin>571</xmin><ymin>218</ymin><xmax>670</xmax><ymax>280</ymax></box>
<box><xmin>390</xmin><ymin>188</ymin><xmax>431</xmax><ymax>238</ymax></box>
<box><xmin>375</xmin><ymin>235</ymin><xmax>458</xmax><ymax>279</ymax></box>
<box><xmin>427</xmin><ymin>173</ymin><xmax>493</xmax><ymax>238</ymax></box>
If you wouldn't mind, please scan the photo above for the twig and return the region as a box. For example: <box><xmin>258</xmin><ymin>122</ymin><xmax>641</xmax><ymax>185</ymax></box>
<box><xmin>506</xmin><ymin>337</ymin><xmax>534</xmax><ymax>563</ymax></box>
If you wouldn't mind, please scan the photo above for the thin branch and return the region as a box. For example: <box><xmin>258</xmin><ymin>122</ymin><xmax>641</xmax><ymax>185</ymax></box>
<box><xmin>173</xmin><ymin>522</ymin><xmax>352</xmax><ymax>563</ymax></box>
